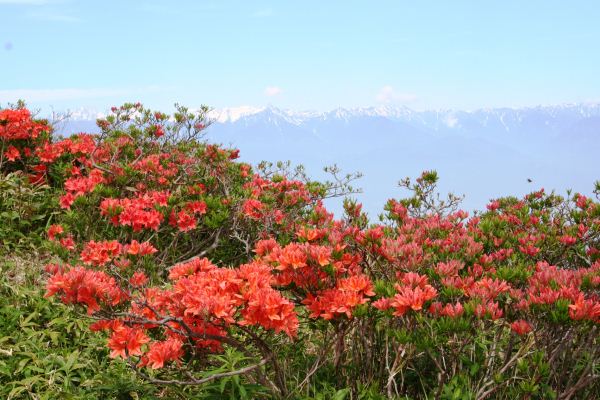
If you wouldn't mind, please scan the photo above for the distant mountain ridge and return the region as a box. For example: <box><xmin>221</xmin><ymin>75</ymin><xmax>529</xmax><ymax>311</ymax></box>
<box><xmin>57</xmin><ymin>103</ymin><xmax>600</xmax><ymax>217</ymax></box>
<box><xmin>207</xmin><ymin>103</ymin><xmax>600</xmax><ymax>130</ymax></box>
<box><xmin>64</xmin><ymin>102</ymin><xmax>600</xmax><ymax>129</ymax></box>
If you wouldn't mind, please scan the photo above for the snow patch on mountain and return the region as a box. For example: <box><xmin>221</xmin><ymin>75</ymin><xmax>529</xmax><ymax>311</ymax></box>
<box><xmin>208</xmin><ymin>106</ymin><xmax>265</xmax><ymax>123</ymax></box>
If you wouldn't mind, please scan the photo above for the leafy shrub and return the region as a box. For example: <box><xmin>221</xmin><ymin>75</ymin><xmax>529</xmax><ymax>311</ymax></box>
<box><xmin>0</xmin><ymin>256</ymin><xmax>159</xmax><ymax>399</ymax></box>
<box><xmin>2</xmin><ymin>103</ymin><xmax>599</xmax><ymax>399</ymax></box>
<box><xmin>0</xmin><ymin>172</ymin><xmax>58</xmax><ymax>250</ymax></box>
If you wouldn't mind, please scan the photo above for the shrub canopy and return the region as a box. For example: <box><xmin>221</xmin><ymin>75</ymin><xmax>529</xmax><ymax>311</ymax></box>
<box><xmin>2</xmin><ymin>102</ymin><xmax>599</xmax><ymax>399</ymax></box>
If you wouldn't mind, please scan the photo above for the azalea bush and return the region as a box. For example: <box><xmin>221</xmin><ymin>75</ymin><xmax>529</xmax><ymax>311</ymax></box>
<box><xmin>2</xmin><ymin>103</ymin><xmax>599</xmax><ymax>399</ymax></box>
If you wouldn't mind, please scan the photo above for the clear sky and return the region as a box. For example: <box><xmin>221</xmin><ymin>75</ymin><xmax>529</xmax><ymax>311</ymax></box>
<box><xmin>1</xmin><ymin>0</ymin><xmax>600</xmax><ymax>112</ymax></box>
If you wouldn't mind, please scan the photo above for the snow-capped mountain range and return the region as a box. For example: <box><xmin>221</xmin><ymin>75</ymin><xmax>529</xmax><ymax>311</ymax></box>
<box><xmin>64</xmin><ymin>102</ymin><xmax>600</xmax><ymax>129</ymax></box>
<box><xmin>56</xmin><ymin>104</ymin><xmax>600</xmax><ymax>217</ymax></box>
<box><xmin>208</xmin><ymin>103</ymin><xmax>600</xmax><ymax>131</ymax></box>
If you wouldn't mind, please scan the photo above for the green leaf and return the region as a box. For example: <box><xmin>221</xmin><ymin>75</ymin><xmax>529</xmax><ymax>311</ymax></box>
<box><xmin>332</xmin><ymin>388</ymin><xmax>350</xmax><ymax>400</ymax></box>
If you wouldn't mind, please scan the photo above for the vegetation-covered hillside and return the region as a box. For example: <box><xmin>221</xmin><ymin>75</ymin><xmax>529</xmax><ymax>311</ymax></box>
<box><xmin>1</xmin><ymin>102</ymin><xmax>599</xmax><ymax>399</ymax></box>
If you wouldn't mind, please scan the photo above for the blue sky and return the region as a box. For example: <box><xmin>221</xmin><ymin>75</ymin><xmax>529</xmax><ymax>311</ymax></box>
<box><xmin>1</xmin><ymin>0</ymin><xmax>600</xmax><ymax>112</ymax></box>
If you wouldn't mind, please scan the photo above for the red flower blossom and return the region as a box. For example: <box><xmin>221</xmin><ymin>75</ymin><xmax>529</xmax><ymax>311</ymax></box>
<box><xmin>45</xmin><ymin>266</ymin><xmax>127</xmax><ymax>314</ymax></box>
<box><xmin>242</xmin><ymin>199</ymin><xmax>264</xmax><ymax>219</ymax></box>
<box><xmin>240</xmin><ymin>286</ymin><xmax>298</xmax><ymax>336</ymax></box>
<box><xmin>186</xmin><ymin>200</ymin><xmax>207</xmax><ymax>214</ymax></box>
<box><xmin>100</xmin><ymin>196</ymin><xmax>166</xmax><ymax>231</ymax></box>
<box><xmin>170</xmin><ymin>210</ymin><xmax>197</xmax><ymax>231</ymax></box>
<box><xmin>302</xmin><ymin>289</ymin><xmax>367</xmax><ymax>320</ymax></box>
<box><xmin>510</xmin><ymin>319</ymin><xmax>532</xmax><ymax>335</ymax></box>
<box><xmin>169</xmin><ymin>257</ymin><xmax>216</xmax><ymax>280</ymax></box>
<box><xmin>140</xmin><ymin>338</ymin><xmax>183</xmax><ymax>369</ymax></box>
<box><xmin>35</xmin><ymin>141</ymin><xmax>63</xmax><ymax>163</ymax></box>
<box><xmin>467</xmin><ymin>277</ymin><xmax>511</xmax><ymax>301</ymax></box>
<box><xmin>338</xmin><ymin>275</ymin><xmax>375</xmax><ymax>297</ymax></box>
<box><xmin>59</xmin><ymin>192</ymin><xmax>76</xmax><ymax>209</ymax></box>
<box><xmin>559</xmin><ymin>235</ymin><xmax>577</xmax><ymax>246</ymax></box>
<box><xmin>64</xmin><ymin>168</ymin><xmax>105</xmax><ymax>196</ymax></box>
<box><xmin>373</xmin><ymin>297</ymin><xmax>392</xmax><ymax>311</ymax></box>
<box><xmin>429</xmin><ymin>302</ymin><xmax>464</xmax><ymax>318</ymax></box>
<box><xmin>487</xmin><ymin>200</ymin><xmax>500</xmax><ymax>211</ymax></box>
<box><xmin>107</xmin><ymin>324</ymin><xmax>150</xmax><ymax>359</ymax></box>
<box><xmin>399</xmin><ymin>272</ymin><xmax>430</xmax><ymax>288</ymax></box>
<box><xmin>4</xmin><ymin>145</ymin><xmax>20</xmax><ymax>161</ymax></box>
<box><xmin>0</xmin><ymin>108</ymin><xmax>49</xmax><ymax>140</ymax></box>
<box><xmin>59</xmin><ymin>236</ymin><xmax>76</xmax><ymax>250</ymax></box>
<box><xmin>126</xmin><ymin>240</ymin><xmax>158</xmax><ymax>256</ymax></box>
<box><xmin>47</xmin><ymin>224</ymin><xmax>64</xmax><ymax>241</ymax></box>
<box><xmin>435</xmin><ymin>260</ymin><xmax>464</xmax><ymax>278</ymax></box>
<box><xmin>389</xmin><ymin>285</ymin><xmax>438</xmax><ymax>316</ymax></box>
<box><xmin>474</xmin><ymin>301</ymin><xmax>503</xmax><ymax>320</ymax></box>
<box><xmin>80</xmin><ymin>240</ymin><xmax>123</xmax><ymax>266</ymax></box>
<box><xmin>568</xmin><ymin>294</ymin><xmax>600</xmax><ymax>322</ymax></box>
<box><xmin>130</xmin><ymin>271</ymin><xmax>149</xmax><ymax>287</ymax></box>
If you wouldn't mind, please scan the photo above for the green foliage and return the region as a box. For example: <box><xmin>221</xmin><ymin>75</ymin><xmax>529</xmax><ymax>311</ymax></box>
<box><xmin>0</xmin><ymin>173</ymin><xmax>57</xmax><ymax>250</ymax></box>
<box><xmin>0</xmin><ymin>257</ymin><xmax>157</xmax><ymax>399</ymax></box>
<box><xmin>194</xmin><ymin>349</ymin><xmax>270</xmax><ymax>400</ymax></box>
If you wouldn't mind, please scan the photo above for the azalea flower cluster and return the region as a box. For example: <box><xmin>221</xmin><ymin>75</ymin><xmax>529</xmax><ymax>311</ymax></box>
<box><xmin>165</xmin><ymin>258</ymin><xmax>298</xmax><ymax>337</ymax></box>
<box><xmin>0</xmin><ymin>107</ymin><xmax>51</xmax><ymax>181</ymax></box>
<box><xmin>241</xmin><ymin>174</ymin><xmax>316</xmax><ymax>227</ymax></box>
<box><xmin>254</xmin><ymin>224</ymin><xmax>375</xmax><ymax>320</ymax></box>
<box><xmin>363</xmin><ymin>198</ymin><xmax>600</xmax><ymax>331</ymax></box>
<box><xmin>45</xmin><ymin>265</ymin><xmax>127</xmax><ymax>314</ymax></box>
<box><xmin>99</xmin><ymin>191</ymin><xmax>170</xmax><ymax>231</ymax></box>
<box><xmin>45</xmin><ymin>248</ymin><xmax>299</xmax><ymax>368</ymax></box>
<box><xmin>0</xmin><ymin>108</ymin><xmax>48</xmax><ymax>141</ymax></box>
